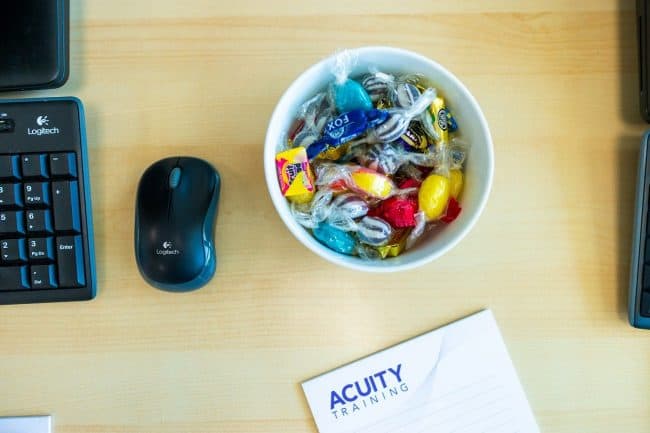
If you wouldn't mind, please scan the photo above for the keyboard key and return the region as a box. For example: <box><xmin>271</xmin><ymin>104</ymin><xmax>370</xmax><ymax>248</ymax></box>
<box><xmin>21</xmin><ymin>154</ymin><xmax>49</xmax><ymax>179</ymax></box>
<box><xmin>0</xmin><ymin>155</ymin><xmax>20</xmax><ymax>180</ymax></box>
<box><xmin>0</xmin><ymin>183</ymin><xmax>22</xmax><ymax>208</ymax></box>
<box><xmin>28</xmin><ymin>237</ymin><xmax>55</xmax><ymax>261</ymax></box>
<box><xmin>0</xmin><ymin>266</ymin><xmax>29</xmax><ymax>290</ymax></box>
<box><xmin>25</xmin><ymin>210</ymin><xmax>53</xmax><ymax>234</ymax></box>
<box><xmin>56</xmin><ymin>236</ymin><xmax>85</xmax><ymax>287</ymax></box>
<box><xmin>1</xmin><ymin>238</ymin><xmax>26</xmax><ymax>263</ymax></box>
<box><xmin>23</xmin><ymin>182</ymin><xmax>50</xmax><ymax>207</ymax></box>
<box><xmin>50</xmin><ymin>153</ymin><xmax>77</xmax><ymax>178</ymax></box>
<box><xmin>30</xmin><ymin>265</ymin><xmax>58</xmax><ymax>289</ymax></box>
<box><xmin>0</xmin><ymin>211</ymin><xmax>24</xmax><ymax>236</ymax></box>
<box><xmin>52</xmin><ymin>181</ymin><xmax>81</xmax><ymax>233</ymax></box>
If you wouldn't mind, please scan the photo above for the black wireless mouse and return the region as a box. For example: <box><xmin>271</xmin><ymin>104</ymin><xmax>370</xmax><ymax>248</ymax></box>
<box><xmin>135</xmin><ymin>157</ymin><xmax>221</xmax><ymax>291</ymax></box>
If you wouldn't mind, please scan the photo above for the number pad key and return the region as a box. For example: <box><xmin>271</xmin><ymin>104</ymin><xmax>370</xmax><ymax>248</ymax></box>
<box><xmin>50</xmin><ymin>153</ymin><xmax>77</xmax><ymax>178</ymax></box>
<box><xmin>30</xmin><ymin>265</ymin><xmax>58</xmax><ymax>289</ymax></box>
<box><xmin>24</xmin><ymin>182</ymin><xmax>50</xmax><ymax>207</ymax></box>
<box><xmin>0</xmin><ymin>211</ymin><xmax>24</xmax><ymax>236</ymax></box>
<box><xmin>1</xmin><ymin>239</ymin><xmax>26</xmax><ymax>263</ymax></box>
<box><xmin>0</xmin><ymin>155</ymin><xmax>20</xmax><ymax>181</ymax></box>
<box><xmin>0</xmin><ymin>267</ymin><xmax>29</xmax><ymax>290</ymax></box>
<box><xmin>25</xmin><ymin>210</ymin><xmax>53</xmax><ymax>234</ymax></box>
<box><xmin>52</xmin><ymin>181</ymin><xmax>81</xmax><ymax>233</ymax></box>
<box><xmin>21</xmin><ymin>154</ymin><xmax>49</xmax><ymax>179</ymax></box>
<box><xmin>0</xmin><ymin>183</ymin><xmax>22</xmax><ymax>208</ymax></box>
<box><xmin>28</xmin><ymin>237</ymin><xmax>54</xmax><ymax>262</ymax></box>
<box><xmin>56</xmin><ymin>236</ymin><xmax>85</xmax><ymax>287</ymax></box>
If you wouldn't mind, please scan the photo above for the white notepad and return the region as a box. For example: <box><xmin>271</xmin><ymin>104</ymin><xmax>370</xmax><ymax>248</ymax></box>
<box><xmin>302</xmin><ymin>310</ymin><xmax>540</xmax><ymax>433</ymax></box>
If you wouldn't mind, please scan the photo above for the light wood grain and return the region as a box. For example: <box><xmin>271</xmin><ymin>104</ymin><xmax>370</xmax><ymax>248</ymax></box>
<box><xmin>1</xmin><ymin>0</ymin><xmax>648</xmax><ymax>432</ymax></box>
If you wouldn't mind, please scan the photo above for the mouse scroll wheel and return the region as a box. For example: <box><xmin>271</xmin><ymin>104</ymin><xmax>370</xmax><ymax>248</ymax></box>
<box><xmin>169</xmin><ymin>167</ymin><xmax>182</xmax><ymax>189</ymax></box>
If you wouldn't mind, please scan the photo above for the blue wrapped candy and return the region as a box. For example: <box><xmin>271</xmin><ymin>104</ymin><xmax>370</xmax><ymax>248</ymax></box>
<box><xmin>312</xmin><ymin>223</ymin><xmax>357</xmax><ymax>255</ymax></box>
<box><xmin>332</xmin><ymin>79</ymin><xmax>373</xmax><ymax>113</ymax></box>
<box><xmin>306</xmin><ymin>109</ymin><xmax>389</xmax><ymax>160</ymax></box>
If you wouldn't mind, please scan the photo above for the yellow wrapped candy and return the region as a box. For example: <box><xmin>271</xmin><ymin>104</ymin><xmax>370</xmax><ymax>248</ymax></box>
<box><xmin>449</xmin><ymin>169</ymin><xmax>464</xmax><ymax>199</ymax></box>
<box><xmin>429</xmin><ymin>96</ymin><xmax>449</xmax><ymax>145</ymax></box>
<box><xmin>418</xmin><ymin>174</ymin><xmax>450</xmax><ymax>221</ymax></box>
<box><xmin>350</xmin><ymin>167</ymin><xmax>394</xmax><ymax>199</ymax></box>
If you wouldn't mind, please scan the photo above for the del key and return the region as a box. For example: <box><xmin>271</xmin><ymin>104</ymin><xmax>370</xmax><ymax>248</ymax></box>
<box><xmin>52</xmin><ymin>181</ymin><xmax>81</xmax><ymax>232</ymax></box>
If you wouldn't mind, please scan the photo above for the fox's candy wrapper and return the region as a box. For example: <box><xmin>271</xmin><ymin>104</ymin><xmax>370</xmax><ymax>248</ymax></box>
<box><xmin>275</xmin><ymin>147</ymin><xmax>315</xmax><ymax>204</ymax></box>
<box><xmin>306</xmin><ymin>109</ymin><xmax>389</xmax><ymax>160</ymax></box>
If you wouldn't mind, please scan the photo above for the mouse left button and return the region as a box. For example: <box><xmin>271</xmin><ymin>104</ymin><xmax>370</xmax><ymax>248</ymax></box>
<box><xmin>169</xmin><ymin>167</ymin><xmax>182</xmax><ymax>189</ymax></box>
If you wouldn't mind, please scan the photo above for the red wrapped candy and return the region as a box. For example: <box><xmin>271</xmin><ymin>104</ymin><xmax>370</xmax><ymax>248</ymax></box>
<box><xmin>375</xmin><ymin>196</ymin><xmax>418</xmax><ymax>228</ymax></box>
<box><xmin>441</xmin><ymin>197</ymin><xmax>462</xmax><ymax>223</ymax></box>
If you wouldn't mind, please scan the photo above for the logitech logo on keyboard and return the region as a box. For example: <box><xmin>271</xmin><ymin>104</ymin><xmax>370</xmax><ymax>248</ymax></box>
<box><xmin>28</xmin><ymin>115</ymin><xmax>60</xmax><ymax>136</ymax></box>
<box><xmin>156</xmin><ymin>240</ymin><xmax>180</xmax><ymax>256</ymax></box>
<box><xmin>328</xmin><ymin>363</ymin><xmax>409</xmax><ymax>420</ymax></box>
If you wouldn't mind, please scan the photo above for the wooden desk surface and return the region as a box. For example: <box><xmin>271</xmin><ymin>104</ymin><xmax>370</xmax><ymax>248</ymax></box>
<box><xmin>1</xmin><ymin>1</ymin><xmax>648</xmax><ymax>432</ymax></box>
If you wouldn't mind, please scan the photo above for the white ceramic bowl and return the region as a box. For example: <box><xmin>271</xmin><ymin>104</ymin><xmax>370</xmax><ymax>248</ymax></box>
<box><xmin>264</xmin><ymin>46</ymin><xmax>493</xmax><ymax>272</ymax></box>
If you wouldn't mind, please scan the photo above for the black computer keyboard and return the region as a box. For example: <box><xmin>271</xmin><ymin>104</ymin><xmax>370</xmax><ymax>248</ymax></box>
<box><xmin>0</xmin><ymin>97</ymin><xmax>96</xmax><ymax>304</ymax></box>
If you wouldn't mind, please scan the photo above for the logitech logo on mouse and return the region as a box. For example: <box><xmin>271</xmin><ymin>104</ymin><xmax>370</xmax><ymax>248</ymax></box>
<box><xmin>27</xmin><ymin>114</ymin><xmax>60</xmax><ymax>136</ymax></box>
<box><xmin>156</xmin><ymin>240</ymin><xmax>180</xmax><ymax>256</ymax></box>
<box><xmin>328</xmin><ymin>363</ymin><xmax>408</xmax><ymax>420</ymax></box>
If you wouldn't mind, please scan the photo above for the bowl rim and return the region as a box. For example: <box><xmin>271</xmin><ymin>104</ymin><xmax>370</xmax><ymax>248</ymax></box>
<box><xmin>264</xmin><ymin>46</ymin><xmax>494</xmax><ymax>272</ymax></box>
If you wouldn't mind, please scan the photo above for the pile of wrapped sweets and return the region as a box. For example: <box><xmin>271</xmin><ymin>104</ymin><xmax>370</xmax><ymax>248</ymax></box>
<box><xmin>275</xmin><ymin>52</ymin><xmax>467</xmax><ymax>260</ymax></box>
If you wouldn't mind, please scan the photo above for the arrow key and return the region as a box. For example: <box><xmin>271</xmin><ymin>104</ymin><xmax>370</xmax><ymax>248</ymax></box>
<box><xmin>1</xmin><ymin>238</ymin><xmax>26</xmax><ymax>263</ymax></box>
<box><xmin>25</xmin><ymin>210</ymin><xmax>53</xmax><ymax>234</ymax></box>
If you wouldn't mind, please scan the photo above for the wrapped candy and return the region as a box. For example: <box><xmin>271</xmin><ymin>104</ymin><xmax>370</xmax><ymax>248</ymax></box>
<box><xmin>275</xmin><ymin>147</ymin><xmax>315</xmax><ymax>204</ymax></box>
<box><xmin>429</xmin><ymin>95</ymin><xmax>449</xmax><ymax>145</ymax></box>
<box><xmin>316</xmin><ymin>163</ymin><xmax>397</xmax><ymax>200</ymax></box>
<box><xmin>313</xmin><ymin>223</ymin><xmax>357</xmax><ymax>255</ymax></box>
<box><xmin>355</xmin><ymin>216</ymin><xmax>392</xmax><ymax>246</ymax></box>
<box><xmin>289</xmin><ymin>92</ymin><xmax>334</xmax><ymax>147</ymax></box>
<box><xmin>373</xmin><ymin>195</ymin><xmax>418</xmax><ymax>228</ymax></box>
<box><xmin>361</xmin><ymin>71</ymin><xmax>396</xmax><ymax>102</ymax></box>
<box><xmin>330</xmin><ymin>51</ymin><xmax>373</xmax><ymax>113</ymax></box>
<box><xmin>418</xmin><ymin>173</ymin><xmax>450</xmax><ymax>221</ymax></box>
<box><xmin>329</xmin><ymin>214</ymin><xmax>393</xmax><ymax>246</ymax></box>
<box><xmin>306</xmin><ymin>109</ymin><xmax>389</xmax><ymax>160</ymax></box>
<box><xmin>394</xmin><ymin>123</ymin><xmax>429</xmax><ymax>151</ymax></box>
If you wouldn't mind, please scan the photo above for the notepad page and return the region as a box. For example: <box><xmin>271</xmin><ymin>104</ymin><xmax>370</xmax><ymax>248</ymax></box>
<box><xmin>301</xmin><ymin>310</ymin><xmax>540</xmax><ymax>433</ymax></box>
